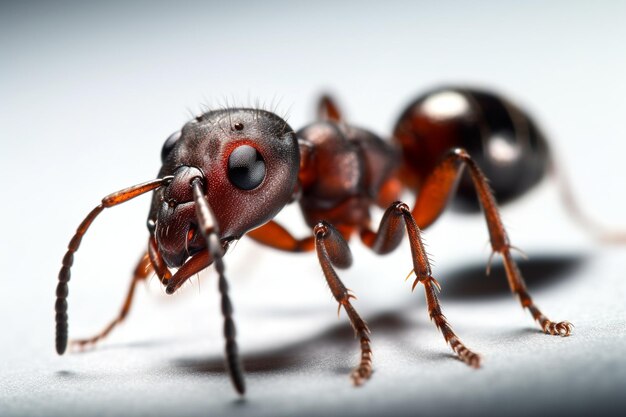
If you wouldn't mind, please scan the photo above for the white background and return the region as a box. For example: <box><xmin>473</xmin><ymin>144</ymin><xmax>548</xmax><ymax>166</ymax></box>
<box><xmin>1</xmin><ymin>1</ymin><xmax>625</xmax><ymax>416</ymax></box>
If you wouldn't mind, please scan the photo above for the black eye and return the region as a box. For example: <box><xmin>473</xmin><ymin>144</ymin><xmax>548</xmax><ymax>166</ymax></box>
<box><xmin>228</xmin><ymin>145</ymin><xmax>266</xmax><ymax>190</ymax></box>
<box><xmin>161</xmin><ymin>130</ymin><xmax>181</xmax><ymax>163</ymax></box>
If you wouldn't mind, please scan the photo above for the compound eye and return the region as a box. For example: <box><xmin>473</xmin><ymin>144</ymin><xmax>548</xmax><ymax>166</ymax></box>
<box><xmin>161</xmin><ymin>130</ymin><xmax>181</xmax><ymax>163</ymax></box>
<box><xmin>227</xmin><ymin>145</ymin><xmax>266</xmax><ymax>190</ymax></box>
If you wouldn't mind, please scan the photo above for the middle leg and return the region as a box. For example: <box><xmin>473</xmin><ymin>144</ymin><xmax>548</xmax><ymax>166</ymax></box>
<box><xmin>361</xmin><ymin>202</ymin><xmax>481</xmax><ymax>368</ymax></box>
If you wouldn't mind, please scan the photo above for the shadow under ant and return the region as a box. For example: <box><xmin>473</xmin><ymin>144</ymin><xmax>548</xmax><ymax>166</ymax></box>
<box><xmin>440</xmin><ymin>252</ymin><xmax>586</xmax><ymax>301</ymax></box>
<box><xmin>172</xmin><ymin>311</ymin><xmax>414</xmax><ymax>375</ymax></box>
<box><xmin>57</xmin><ymin>252</ymin><xmax>584</xmax><ymax>379</ymax></box>
<box><xmin>171</xmin><ymin>252</ymin><xmax>586</xmax><ymax>376</ymax></box>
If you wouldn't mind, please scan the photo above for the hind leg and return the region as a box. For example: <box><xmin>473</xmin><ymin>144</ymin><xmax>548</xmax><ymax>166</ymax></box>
<box><xmin>411</xmin><ymin>148</ymin><xmax>572</xmax><ymax>336</ymax></box>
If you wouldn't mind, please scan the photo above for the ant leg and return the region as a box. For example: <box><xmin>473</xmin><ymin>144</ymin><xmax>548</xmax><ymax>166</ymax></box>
<box><xmin>414</xmin><ymin>148</ymin><xmax>572</xmax><ymax>336</ymax></box>
<box><xmin>247</xmin><ymin>220</ymin><xmax>315</xmax><ymax>252</ymax></box>
<box><xmin>317</xmin><ymin>94</ymin><xmax>343</xmax><ymax>122</ymax></box>
<box><xmin>548</xmin><ymin>151</ymin><xmax>626</xmax><ymax>243</ymax></box>
<box><xmin>361</xmin><ymin>203</ymin><xmax>480</xmax><ymax>368</ymax></box>
<box><xmin>314</xmin><ymin>221</ymin><xmax>372</xmax><ymax>386</ymax></box>
<box><xmin>55</xmin><ymin>176</ymin><xmax>173</xmax><ymax>355</ymax></box>
<box><xmin>71</xmin><ymin>251</ymin><xmax>153</xmax><ymax>349</ymax></box>
<box><xmin>70</xmin><ymin>236</ymin><xmax>174</xmax><ymax>350</ymax></box>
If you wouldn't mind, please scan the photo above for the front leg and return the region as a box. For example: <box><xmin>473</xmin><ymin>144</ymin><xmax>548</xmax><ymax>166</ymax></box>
<box><xmin>71</xmin><ymin>235</ymin><xmax>179</xmax><ymax>349</ymax></box>
<box><xmin>314</xmin><ymin>221</ymin><xmax>372</xmax><ymax>385</ymax></box>
<box><xmin>71</xmin><ymin>250</ymin><xmax>152</xmax><ymax>349</ymax></box>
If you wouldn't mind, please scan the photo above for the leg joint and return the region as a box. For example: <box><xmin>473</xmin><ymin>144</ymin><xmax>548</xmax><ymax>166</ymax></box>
<box><xmin>391</xmin><ymin>201</ymin><xmax>410</xmax><ymax>215</ymax></box>
<box><xmin>313</xmin><ymin>221</ymin><xmax>329</xmax><ymax>238</ymax></box>
<box><xmin>451</xmin><ymin>147</ymin><xmax>471</xmax><ymax>160</ymax></box>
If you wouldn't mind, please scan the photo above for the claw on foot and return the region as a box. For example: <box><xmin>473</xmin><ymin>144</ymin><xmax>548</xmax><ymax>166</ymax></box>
<box><xmin>543</xmin><ymin>320</ymin><xmax>573</xmax><ymax>337</ymax></box>
<box><xmin>69</xmin><ymin>338</ymin><xmax>98</xmax><ymax>352</ymax></box>
<box><xmin>449</xmin><ymin>336</ymin><xmax>481</xmax><ymax>368</ymax></box>
<box><xmin>350</xmin><ymin>364</ymin><xmax>373</xmax><ymax>386</ymax></box>
<box><xmin>456</xmin><ymin>345</ymin><xmax>481</xmax><ymax>368</ymax></box>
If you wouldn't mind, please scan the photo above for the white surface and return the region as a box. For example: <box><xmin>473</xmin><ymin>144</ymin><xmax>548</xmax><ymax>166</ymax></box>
<box><xmin>1</xmin><ymin>1</ymin><xmax>626</xmax><ymax>416</ymax></box>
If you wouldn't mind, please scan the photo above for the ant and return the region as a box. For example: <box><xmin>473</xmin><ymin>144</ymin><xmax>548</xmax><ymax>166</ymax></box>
<box><xmin>55</xmin><ymin>86</ymin><xmax>617</xmax><ymax>395</ymax></box>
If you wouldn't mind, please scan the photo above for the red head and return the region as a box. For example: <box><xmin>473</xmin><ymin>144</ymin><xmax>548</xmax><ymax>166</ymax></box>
<box><xmin>149</xmin><ymin>109</ymin><xmax>300</xmax><ymax>268</ymax></box>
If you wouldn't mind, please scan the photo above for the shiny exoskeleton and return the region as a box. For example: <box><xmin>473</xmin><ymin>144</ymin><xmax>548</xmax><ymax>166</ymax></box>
<box><xmin>55</xmin><ymin>87</ymin><xmax>577</xmax><ymax>395</ymax></box>
<box><xmin>394</xmin><ymin>87</ymin><xmax>549</xmax><ymax>212</ymax></box>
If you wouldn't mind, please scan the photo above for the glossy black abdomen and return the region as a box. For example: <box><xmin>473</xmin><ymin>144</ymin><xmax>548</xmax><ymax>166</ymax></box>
<box><xmin>393</xmin><ymin>87</ymin><xmax>550</xmax><ymax>211</ymax></box>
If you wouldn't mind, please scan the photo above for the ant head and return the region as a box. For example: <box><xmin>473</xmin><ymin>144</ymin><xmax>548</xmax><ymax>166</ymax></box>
<box><xmin>152</xmin><ymin>109</ymin><xmax>299</xmax><ymax>268</ymax></box>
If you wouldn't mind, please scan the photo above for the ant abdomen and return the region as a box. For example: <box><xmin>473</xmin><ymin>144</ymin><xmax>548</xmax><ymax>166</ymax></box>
<box><xmin>393</xmin><ymin>87</ymin><xmax>550</xmax><ymax>211</ymax></box>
